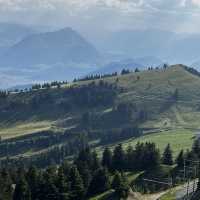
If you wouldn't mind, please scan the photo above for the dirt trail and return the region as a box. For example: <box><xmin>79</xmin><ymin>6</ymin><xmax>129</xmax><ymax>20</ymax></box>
<box><xmin>142</xmin><ymin>191</ymin><xmax>167</xmax><ymax>200</ymax></box>
<box><xmin>127</xmin><ymin>190</ymin><xmax>167</xmax><ymax>200</ymax></box>
<box><xmin>128</xmin><ymin>180</ymin><xmax>198</xmax><ymax>200</ymax></box>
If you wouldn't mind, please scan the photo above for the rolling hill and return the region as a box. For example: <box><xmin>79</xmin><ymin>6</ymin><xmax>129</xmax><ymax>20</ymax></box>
<box><xmin>1</xmin><ymin>64</ymin><xmax>200</xmax><ymax>137</ymax></box>
<box><xmin>0</xmin><ymin>64</ymin><xmax>199</xmax><ymax>167</ymax></box>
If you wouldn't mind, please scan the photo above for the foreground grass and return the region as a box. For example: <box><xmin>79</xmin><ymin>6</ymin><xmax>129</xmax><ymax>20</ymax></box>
<box><xmin>126</xmin><ymin>171</ymin><xmax>144</xmax><ymax>184</ymax></box>
<box><xmin>89</xmin><ymin>190</ymin><xmax>115</xmax><ymax>200</ymax></box>
<box><xmin>122</xmin><ymin>129</ymin><xmax>195</xmax><ymax>156</ymax></box>
<box><xmin>160</xmin><ymin>189</ymin><xmax>177</xmax><ymax>200</ymax></box>
<box><xmin>96</xmin><ymin>129</ymin><xmax>195</xmax><ymax>157</ymax></box>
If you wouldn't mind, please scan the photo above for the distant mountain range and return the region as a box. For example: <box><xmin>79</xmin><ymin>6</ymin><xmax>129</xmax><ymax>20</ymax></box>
<box><xmin>90</xmin><ymin>57</ymin><xmax>164</xmax><ymax>75</ymax></box>
<box><xmin>0</xmin><ymin>27</ymin><xmax>100</xmax><ymax>68</ymax></box>
<box><xmin>0</xmin><ymin>23</ymin><xmax>35</xmax><ymax>55</ymax></box>
<box><xmin>0</xmin><ymin>25</ymin><xmax>101</xmax><ymax>88</ymax></box>
<box><xmin>1</xmin><ymin>23</ymin><xmax>200</xmax><ymax>88</ymax></box>
<box><xmin>95</xmin><ymin>29</ymin><xmax>200</xmax><ymax>65</ymax></box>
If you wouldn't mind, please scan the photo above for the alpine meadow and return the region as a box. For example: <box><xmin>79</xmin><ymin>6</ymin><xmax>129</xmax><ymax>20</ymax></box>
<box><xmin>1</xmin><ymin>1</ymin><xmax>200</xmax><ymax>200</ymax></box>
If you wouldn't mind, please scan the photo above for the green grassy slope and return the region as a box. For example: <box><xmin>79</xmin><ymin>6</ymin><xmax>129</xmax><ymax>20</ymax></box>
<box><xmin>0</xmin><ymin>64</ymin><xmax>199</xmax><ymax>161</ymax></box>
<box><xmin>2</xmin><ymin>64</ymin><xmax>200</xmax><ymax>138</ymax></box>
<box><xmin>76</xmin><ymin>65</ymin><xmax>200</xmax><ymax>130</ymax></box>
<box><xmin>96</xmin><ymin>129</ymin><xmax>195</xmax><ymax>157</ymax></box>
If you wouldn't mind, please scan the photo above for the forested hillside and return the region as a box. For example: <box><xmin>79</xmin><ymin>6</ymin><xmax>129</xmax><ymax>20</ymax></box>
<box><xmin>0</xmin><ymin>64</ymin><xmax>199</xmax><ymax>167</ymax></box>
<box><xmin>0</xmin><ymin>64</ymin><xmax>200</xmax><ymax>199</ymax></box>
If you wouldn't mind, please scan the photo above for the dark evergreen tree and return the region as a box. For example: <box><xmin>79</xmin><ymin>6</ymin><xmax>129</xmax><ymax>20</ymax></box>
<box><xmin>176</xmin><ymin>150</ymin><xmax>184</xmax><ymax>168</ymax></box>
<box><xmin>37</xmin><ymin>167</ymin><xmax>59</xmax><ymax>200</ymax></box>
<box><xmin>173</xmin><ymin>89</ymin><xmax>179</xmax><ymax>101</ymax></box>
<box><xmin>134</xmin><ymin>142</ymin><xmax>145</xmax><ymax>170</ymax></box>
<box><xmin>0</xmin><ymin>168</ymin><xmax>13</xmax><ymax>200</ymax></box>
<box><xmin>135</xmin><ymin>68</ymin><xmax>140</xmax><ymax>73</ymax></box>
<box><xmin>143</xmin><ymin>142</ymin><xmax>161</xmax><ymax>169</ymax></box>
<box><xmin>68</xmin><ymin>166</ymin><xmax>85</xmax><ymax>200</ymax></box>
<box><xmin>26</xmin><ymin>166</ymin><xmax>39</xmax><ymax>200</ymax></box>
<box><xmin>57</xmin><ymin>168</ymin><xmax>70</xmax><ymax>200</ymax></box>
<box><xmin>60</xmin><ymin>161</ymin><xmax>71</xmax><ymax>177</ymax></box>
<box><xmin>91</xmin><ymin>151</ymin><xmax>100</xmax><ymax>172</ymax></box>
<box><xmin>192</xmin><ymin>140</ymin><xmax>200</xmax><ymax>157</ymax></box>
<box><xmin>88</xmin><ymin>168</ymin><xmax>110</xmax><ymax>196</ymax></box>
<box><xmin>163</xmin><ymin>64</ymin><xmax>168</xmax><ymax>69</ymax></box>
<box><xmin>112</xmin><ymin>144</ymin><xmax>125</xmax><ymax>171</ymax></box>
<box><xmin>75</xmin><ymin>147</ymin><xmax>93</xmax><ymax>169</ymax></box>
<box><xmin>77</xmin><ymin>162</ymin><xmax>91</xmax><ymax>189</ymax></box>
<box><xmin>162</xmin><ymin>144</ymin><xmax>173</xmax><ymax>165</ymax></box>
<box><xmin>13</xmin><ymin>177</ymin><xmax>31</xmax><ymax>200</ymax></box>
<box><xmin>184</xmin><ymin>149</ymin><xmax>198</xmax><ymax>166</ymax></box>
<box><xmin>112</xmin><ymin>172</ymin><xmax>129</xmax><ymax>199</ymax></box>
<box><xmin>102</xmin><ymin>147</ymin><xmax>112</xmax><ymax>170</ymax></box>
<box><xmin>126</xmin><ymin>145</ymin><xmax>134</xmax><ymax>171</ymax></box>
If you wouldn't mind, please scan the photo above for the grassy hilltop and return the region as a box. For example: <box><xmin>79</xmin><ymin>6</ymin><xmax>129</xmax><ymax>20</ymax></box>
<box><xmin>0</xmin><ymin>64</ymin><xmax>199</xmax><ymax>165</ymax></box>
<box><xmin>2</xmin><ymin>64</ymin><xmax>200</xmax><ymax>137</ymax></box>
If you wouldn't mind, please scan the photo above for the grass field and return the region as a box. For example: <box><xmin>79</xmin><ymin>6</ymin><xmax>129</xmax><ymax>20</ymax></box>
<box><xmin>1</xmin><ymin>65</ymin><xmax>200</xmax><ymax>139</ymax></box>
<box><xmin>0</xmin><ymin>120</ymin><xmax>53</xmax><ymax>139</ymax></box>
<box><xmin>160</xmin><ymin>190</ymin><xmax>176</xmax><ymax>200</ymax></box>
<box><xmin>96</xmin><ymin>129</ymin><xmax>195</xmax><ymax>157</ymax></box>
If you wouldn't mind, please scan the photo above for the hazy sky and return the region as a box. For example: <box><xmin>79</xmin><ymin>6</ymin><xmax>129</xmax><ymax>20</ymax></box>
<box><xmin>1</xmin><ymin>0</ymin><xmax>200</xmax><ymax>33</ymax></box>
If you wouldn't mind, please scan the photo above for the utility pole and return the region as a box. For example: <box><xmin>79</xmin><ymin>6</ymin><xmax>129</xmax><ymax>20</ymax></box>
<box><xmin>186</xmin><ymin>177</ymin><xmax>190</xmax><ymax>197</ymax></box>
<box><xmin>143</xmin><ymin>178</ymin><xmax>173</xmax><ymax>187</ymax></box>
<box><xmin>193</xmin><ymin>166</ymin><xmax>197</xmax><ymax>193</ymax></box>
<box><xmin>184</xmin><ymin>159</ymin><xmax>186</xmax><ymax>181</ymax></box>
<box><xmin>182</xmin><ymin>159</ymin><xmax>200</xmax><ymax>199</ymax></box>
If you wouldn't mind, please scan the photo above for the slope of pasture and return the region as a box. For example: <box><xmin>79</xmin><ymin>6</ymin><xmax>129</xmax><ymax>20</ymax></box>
<box><xmin>96</xmin><ymin>129</ymin><xmax>195</xmax><ymax>157</ymax></box>
<box><xmin>0</xmin><ymin>120</ymin><xmax>53</xmax><ymax>139</ymax></box>
<box><xmin>79</xmin><ymin>65</ymin><xmax>200</xmax><ymax>129</ymax></box>
<box><xmin>0</xmin><ymin>65</ymin><xmax>200</xmax><ymax>139</ymax></box>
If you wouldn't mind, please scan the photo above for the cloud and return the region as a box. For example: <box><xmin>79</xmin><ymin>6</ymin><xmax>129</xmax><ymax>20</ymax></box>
<box><xmin>0</xmin><ymin>0</ymin><xmax>200</xmax><ymax>33</ymax></box>
<box><xmin>0</xmin><ymin>0</ymin><xmax>198</xmax><ymax>14</ymax></box>
<box><xmin>192</xmin><ymin>0</ymin><xmax>200</xmax><ymax>6</ymax></box>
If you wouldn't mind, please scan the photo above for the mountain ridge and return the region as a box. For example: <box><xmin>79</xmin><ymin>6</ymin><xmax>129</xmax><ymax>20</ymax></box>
<box><xmin>0</xmin><ymin>27</ymin><xmax>100</xmax><ymax>68</ymax></box>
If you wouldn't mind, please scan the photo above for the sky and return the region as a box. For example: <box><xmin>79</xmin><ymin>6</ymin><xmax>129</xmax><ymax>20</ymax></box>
<box><xmin>1</xmin><ymin>0</ymin><xmax>200</xmax><ymax>33</ymax></box>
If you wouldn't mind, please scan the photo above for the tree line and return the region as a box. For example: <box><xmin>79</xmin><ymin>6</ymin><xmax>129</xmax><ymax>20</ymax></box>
<box><xmin>1</xmin><ymin>137</ymin><xmax>200</xmax><ymax>200</ymax></box>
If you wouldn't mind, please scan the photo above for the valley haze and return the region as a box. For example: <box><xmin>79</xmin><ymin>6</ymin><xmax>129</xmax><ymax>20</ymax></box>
<box><xmin>1</xmin><ymin>23</ymin><xmax>200</xmax><ymax>88</ymax></box>
<box><xmin>1</xmin><ymin>1</ymin><xmax>200</xmax><ymax>200</ymax></box>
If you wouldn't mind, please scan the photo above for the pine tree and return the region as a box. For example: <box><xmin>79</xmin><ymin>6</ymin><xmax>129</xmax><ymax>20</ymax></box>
<box><xmin>13</xmin><ymin>177</ymin><xmax>31</xmax><ymax>200</ymax></box>
<box><xmin>142</xmin><ymin>142</ymin><xmax>160</xmax><ymax>169</ymax></box>
<box><xmin>68</xmin><ymin>166</ymin><xmax>85</xmax><ymax>200</ymax></box>
<box><xmin>88</xmin><ymin>168</ymin><xmax>111</xmax><ymax>196</ymax></box>
<box><xmin>57</xmin><ymin>168</ymin><xmax>70</xmax><ymax>200</ymax></box>
<box><xmin>192</xmin><ymin>140</ymin><xmax>200</xmax><ymax>157</ymax></box>
<box><xmin>60</xmin><ymin>161</ymin><xmax>71</xmax><ymax>177</ymax></box>
<box><xmin>38</xmin><ymin>167</ymin><xmax>59</xmax><ymax>200</ymax></box>
<box><xmin>173</xmin><ymin>89</ymin><xmax>179</xmax><ymax>101</ymax></box>
<box><xmin>112</xmin><ymin>144</ymin><xmax>125</xmax><ymax>171</ymax></box>
<box><xmin>102</xmin><ymin>147</ymin><xmax>112</xmax><ymax>170</ymax></box>
<box><xmin>91</xmin><ymin>151</ymin><xmax>100</xmax><ymax>171</ymax></box>
<box><xmin>75</xmin><ymin>148</ymin><xmax>94</xmax><ymax>189</ymax></box>
<box><xmin>26</xmin><ymin>166</ymin><xmax>39</xmax><ymax>200</ymax></box>
<box><xmin>176</xmin><ymin>150</ymin><xmax>184</xmax><ymax>168</ymax></box>
<box><xmin>162</xmin><ymin>144</ymin><xmax>173</xmax><ymax>165</ymax></box>
<box><xmin>126</xmin><ymin>145</ymin><xmax>134</xmax><ymax>171</ymax></box>
<box><xmin>112</xmin><ymin>171</ymin><xmax>129</xmax><ymax>199</ymax></box>
<box><xmin>77</xmin><ymin>161</ymin><xmax>91</xmax><ymax>189</ymax></box>
<box><xmin>134</xmin><ymin>142</ymin><xmax>145</xmax><ymax>170</ymax></box>
<box><xmin>0</xmin><ymin>168</ymin><xmax>13</xmax><ymax>200</ymax></box>
<box><xmin>75</xmin><ymin>147</ymin><xmax>93</xmax><ymax>169</ymax></box>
